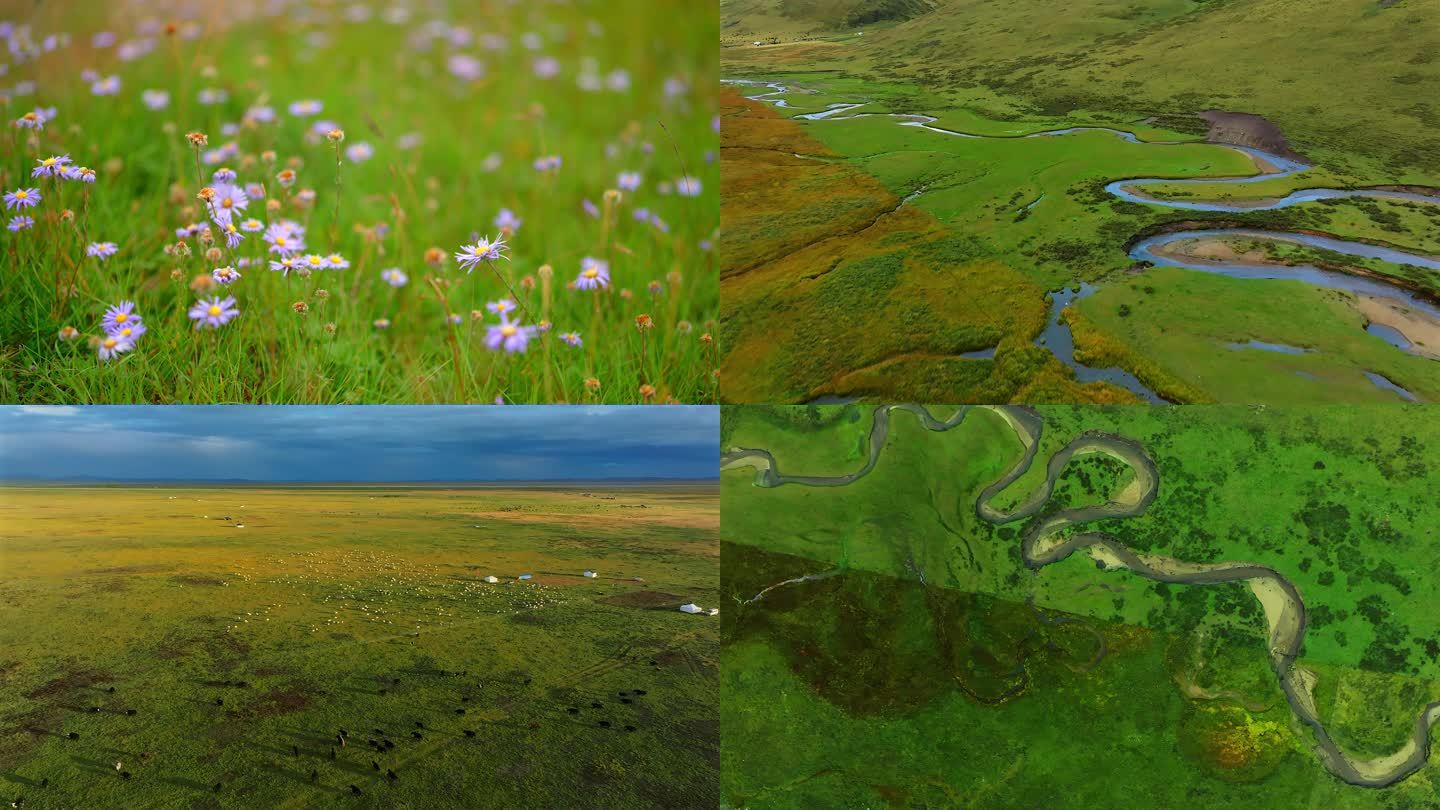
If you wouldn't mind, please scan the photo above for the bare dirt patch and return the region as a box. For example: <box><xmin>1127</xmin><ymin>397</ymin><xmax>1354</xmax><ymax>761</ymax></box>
<box><xmin>83</xmin><ymin>564</ymin><xmax>176</xmax><ymax>575</ymax></box>
<box><xmin>1199</xmin><ymin>110</ymin><xmax>1304</xmax><ymax>161</ymax></box>
<box><xmin>248</xmin><ymin>687</ymin><xmax>311</xmax><ymax>718</ymax></box>
<box><xmin>171</xmin><ymin>574</ymin><xmax>226</xmax><ymax>587</ymax></box>
<box><xmin>1357</xmin><ymin>295</ymin><xmax>1440</xmax><ymax>359</ymax></box>
<box><xmin>600</xmin><ymin>591</ymin><xmax>684</xmax><ymax>609</ymax></box>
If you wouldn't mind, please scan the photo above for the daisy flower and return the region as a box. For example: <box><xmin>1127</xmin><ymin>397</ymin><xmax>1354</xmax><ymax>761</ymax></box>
<box><xmin>103</xmin><ymin>301</ymin><xmax>141</xmax><ymax>330</ymax></box>
<box><xmin>32</xmin><ymin>155</ymin><xmax>73</xmax><ymax>178</ymax></box>
<box><xmin>212</xmin><ymin>168</ymin><xmax>237</xmax><ymax>184</ymax></box>
<box><xmin>345</xmin><ymin>142</ymin><xmax>373</xmax><ymax>163</ymax></box>
<box><xmin>484</xmin><ymin>313</ymin><xmax>538</xmax><ymax>353</ymax></box>
<box><xmin>142</xmin><ymin>89</ymin><xmax>170</xmax><ymax>110</ymax></box>
<box><xmin>300</xmin><ymin>253</ymin><xmax>328</xmax><ymax>272</ymax></box>
<box><xmin>486</xmin><ymin>298</ymin><xmax>517</xmax><ymax>316</ymax></box>
<box><xmin>269</xmin><ymin>256</ymin><xmax>299</xmax><ymax>276</ymax></box>
<box><xmin>212</xmin><ymin>266</ymin><xmax>241</xmax><ymax>285</ymax></box>
<box><xmin>493</xmin><ymin>208</ymin><xmax>522</xmax><ymax>232</ymax></box>
<box><xmin>211</xmin><ymin>183</ymin><xmax>249</xmax><ymax>215</ymax></box>
<box><xmin>106</xmin><ymin>320</ymin><xmax>147</xmax><ymax>342</ymax></box>
<box><xmin>239</xmin><ymin>218</ymin><xmax>264</xmax><ymax>232</ymax></box>
<box><xmin>222</xmin><ymin>221</ymin><xmax>243</xmax><ymax>248</ymax></box>
<box><xmin>96</xmin><ymin>334</ymin><xmax>134</xmax><ymax>361</ymax></box>
<box><xmin>532</xmin><ymin>155</ymin><xmax>562</xmax><ymax>173</ymax></box>
<box><xmin>325</xmin><ymin>253</ymin><xmax>350</xmax><ymax>270</ymax></box>
<box><xmin>198</xmin><ymin>87</ymin><xmax>228</xmax><ymax>105</ymax></box>
<box><xmin>380</xmin><ymin>268</ymin><xmax>408</xmax><ymax>287</ymax></box>
<box><xmin>87</xmin><ymin>241</ymin><xmax>119</xmax><ymax>260</ymax></box>
<box><xmin>189</xmin><ymin>295</ymin><xmax>240</xmax><ymax>329</ymax></box>
<box><xmin>90</xmin><ymin>75</ymin><xmax>121</xmax><ymax>95</ymax></box>
<box><xmin>454</xmin><ymin>234</ymin><xmax>509</xmax><ymax>272</ymax></box>
<box><xmin>264</xmin><ymin>229</ymin><xmax>304</xmax><ymax>256</ymax></box>
<box><xmin>560</xmin><ymin>331</ymin><xmax>582</xmax><ymax>347</ymax></box>
<box><xmin>64</xmin><ymin>166</ymin><xmax>97</xmax><ymax>183</ymax></box>
<box><xmin>8</xmin><ymin>215</ymin><xmax>34</xmax><ymax>231</ymax></box>
<box><xmin>15</xmin><ymin>110</ymin><xmax>44</xmax><ymax>129</ymax></box>
<box><xmin>617</xmin><ymin>171</ymin><xmax>641</xmax><ymax>191</ymax></box>
<box><xmin>3</xmin><ymin>188</ymin><xmax>39</xmax><ymax>209</ymax></box>
<box><xmin>575</xmin><ymin>257</ymin><xmax>610</xmax><ymax>290</ymax></box>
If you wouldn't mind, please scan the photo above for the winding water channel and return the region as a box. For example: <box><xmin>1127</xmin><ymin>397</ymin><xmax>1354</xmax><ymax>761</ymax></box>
<box><xmin>725</xmin><ymin>80</ymin><xmax>1440</xmax><ymax>400</ymax></box>
<box><xmin>721</xmin><ymin>403</ymin><xmax>1440</xmax><ymax>788</ymax></box>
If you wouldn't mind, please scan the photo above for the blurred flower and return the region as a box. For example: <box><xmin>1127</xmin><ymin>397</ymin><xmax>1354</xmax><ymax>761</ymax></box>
<box><xmin>484</xmin><ymin>313</ymin><xmax>538</xmax><ymax>353</ymax></box>
<box><xmin>212</xmin><ymin>266</ymin><xmax>240</xmax><ymax>285</ymax></box>
<box><xmin>87</xmin><ymin>241</ymin><xmax>119</xmax><ymax>260</ymax></box>
<box><xmin>32</xmin><ymin>155</ymin><xmax>72</xmax><ymax>178</ymax></box>
<box><xmin>97</xmin><ymin>334</ymin><xmax>134</xmax><ymax>360</ymax></box>
<box><xmin>380</xmin><ymin>268</ymin><xmax>408</xmax><ymax>287</ymax></box>
<box><xmin>7</xmin><ymin>215</ymin><xmax>34</xmax><ymax>231</ymax></box>
<box><xmin>560</xmin><ymin>331</ymin><xmax>582</xmax><ymax>347</ymax></box>
<box><xmin>575</xmin><ymin>257</ymin><xmax>609</xmax><ymax>290</ymax></box>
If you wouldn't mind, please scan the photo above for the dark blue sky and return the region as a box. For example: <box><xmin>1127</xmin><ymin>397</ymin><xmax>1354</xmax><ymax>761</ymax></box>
<box><xmin>0</xmin><ymin>406</ymin><xmax>717</xmax><ymax>481</ymax></box>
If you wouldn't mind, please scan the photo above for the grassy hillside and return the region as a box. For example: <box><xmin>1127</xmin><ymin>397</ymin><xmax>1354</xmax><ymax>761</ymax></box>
<box><xmin>726</xmin><ymin>0</ymin><xmax>1440</xmax><ymax>181</ymax></box>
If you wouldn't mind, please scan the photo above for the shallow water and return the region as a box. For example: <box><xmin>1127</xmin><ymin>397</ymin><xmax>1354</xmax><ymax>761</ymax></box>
<box><xmin>1226</xmin><ymin>340</ymin><xmax>1310</xmax><ymax>354</ymax></box>
<box><xmin>1364</xmin><ymin>371</ymin><xmax>1419</xmax><ymax>401</ymax></box>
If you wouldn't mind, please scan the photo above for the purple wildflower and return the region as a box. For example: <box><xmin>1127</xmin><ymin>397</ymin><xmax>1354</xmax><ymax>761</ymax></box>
<box><xmin>212</xmin><ymin>266</ymin><xmax>241</xmax><ymax>285</ymax></box>
<box><xmin>189</xmin><ymin>296</ymin><xmax>240</xmax><ymax>329</ymax></box>
<box><xmin>3</xmin><ymin>188</ymin><xmax>39</xmax><ymax>210</ymax></box>
<box><xmin>106</xmin><ymin>320</ymin><xmax>147</xmax><ymax>342</ymax></box>
<box><xmin>493</xmin><ymin>208</ymin><xmax>522</xmax><ymax>232</ymax></box>
<box><xmin>87</xmin><ymin>242</ymin><xmax>119</xmax><ymax>260</ymax></box>
<box><xmin>269</xmin><ymin>256</ymin><xmax>299</xmax><ymax>276</ymax></box>
<box><xmin>102</xmin><ymin>301</ymin><xmax>141</xmax><ymax>330</ymax></box>
<box><xmin>617</xmin><ymin>172</ymin><xmax>641</xmax><ymax>191</ymax></box>
<box><xmin>454</xmin><ymin>235</ymin><xmax>509</xmax><ymax>272</ymax></box>
<box><xmin>8</xmin><ymin>215</ymin><xmax>34</xmax><ymax>231</ymax></box>
<box><xmin>560</xmin><ymin>331</ymin><xmax>582</xmax><ymax>347</ymax></box>
<box><xmin>141</xmin><ymin>89</ymin><xmax>170</xmax><ymax>110</ymax></box>
<box><xmin>289</xmin><ymin>99</ymin><xmax>323</xmax><ymax>116</ymax></box>
<box><xmin>675</xmin><ymin>177</ymin><xmax>702</xmax><ymax>197</ymax></box>
<box><xmin>380</xmin><ymin>268</ymin><xmax>408</xmax><ymax>287</ymax></box>
<box><xmin>325</xmin><ymin>253</ymin><xmax>350</xmax><ymax>270</ymax></box>
<box><xmin>484</xmin><ymin>313</ymin><xmax>538</xmax><ymax>353</ymax></box>
<box><xmin>32</xmin><ymin>155</ymin><xmax>72</xmax><ymax>178</ymax></box>
<box><xmin>97</xmin><ymin>334</ymin><xmax>135</xmax><ymax>361</ymax></box>
<box><xmin>575</xmin><ymin>257</ymin><xmax>610</xmax><ymax>290</ymax></box>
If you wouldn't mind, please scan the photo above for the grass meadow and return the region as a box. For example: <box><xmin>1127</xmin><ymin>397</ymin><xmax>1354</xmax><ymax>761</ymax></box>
<box><xmin>1</xmin><ymin>0</ymin><xmax>718</xmax><ymax>404</ymax></box>
<box><xmin>0</xmin><ymin>483</ymin><xmax>719</xmax><ymax>807</ymax></box>
<box><xmin>721</xmin><ymin>404</ymin><xmax>1440</xmax><ymax>807</ymax></box>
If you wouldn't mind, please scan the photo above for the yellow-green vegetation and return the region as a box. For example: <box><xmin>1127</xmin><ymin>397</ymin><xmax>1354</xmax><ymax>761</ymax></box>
<box><xmin>721</xmin><ymin>0</ymin><xmax>1440</xmax><ymax>403</ymax></box>
<box><xmin>721</xmin><ymin>404</ymin><xmax>1440</xmax><ymax>805</ymax></box>
<box><xmin>719</xmin><ymin>90</ymin><xmax>1142</xmax><ymax>404</ymax></box>
<box><xmin>0</xmin><ymin>484</ymin><xmax>719</xmax><ymax>807</ymax></box>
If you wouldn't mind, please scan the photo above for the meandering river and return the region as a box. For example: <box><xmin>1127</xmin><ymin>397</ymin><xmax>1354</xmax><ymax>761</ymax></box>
<box><xmin>724</xmin><ymin>80</ymin><xmax>1440</xmax><ymax>400</ymax></box>
<box><xmin>721</xmin><ymin>403</ymin><xmax>1440</xmax><ymax>788</ymax></box>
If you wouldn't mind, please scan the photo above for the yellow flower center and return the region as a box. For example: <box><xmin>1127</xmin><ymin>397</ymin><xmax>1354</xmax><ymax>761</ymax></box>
<box><xmin>114</xmin><ymin>312</ymin><xmax>128</xmax><ymax>323</ymax></box>
<box><xmin>208</xmin><ymin>305</ymin><xmax>222</xmax><ymax>316</ymax></box>
<box><xmin>222</xmin><ymin>198</ymin><xmax>234</xmax><ymax>208</ymax></box>
<box><xmin>583</xmin><ymin>268</ymin><xmax>598</xmax><ymax>279</ymax></box>
<box><xmin>308</xmin><ymin>256</ymin><xmax>323</xmax><ymax>266</ymax></box>
<box><xmin>42</xmin><ymin>158</ymin><xmax>56</xmax><ymax>167</ymax></box>
<box><xmin>275</xmin><ymin>236</ymin><xmax>287</xmax><ymax>246</ymax></box>
<box><xmin>104</xmin><ymin>338</ymin><xmax>118</xmax><ymax>348</ymax></box>
<box><xmin>501</xmin><ymin>325</ymin><xmax>517</xmax><ymax>337</ymax></box>
<box><xmin>120</xmin><ymin>327</ymin><xmax>133</xmax><ymax>337</ymax></box>
<box><xmin>15</xmin><ymin>191</ymin><xmax>27</xmax><ymax>200</ymax></box>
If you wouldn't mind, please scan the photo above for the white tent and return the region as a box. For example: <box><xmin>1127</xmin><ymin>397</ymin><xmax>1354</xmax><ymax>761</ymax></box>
<box><xmin>482</xmin><ymin>575</ymin><xmax>499</xmax><ymax>583</ymax></box>
<box><xmin>583</xmin><ymin>570</ymin><xmax>597</xmax><ymax>578</ymax></box>
<box><xmin>679</xmin><ymin>603</ymin><xmax>703</xmax><ymax>614</ymax></box>
<box><xmin>518</xmin><ymin>574</ymin><xmax>533</xmax><ymax>581</ymax></box>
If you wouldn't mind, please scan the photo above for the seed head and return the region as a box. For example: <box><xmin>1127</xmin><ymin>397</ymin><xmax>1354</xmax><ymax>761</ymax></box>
<box><xmin>584</xmin><ymin>377</ymin><xmax>601</xmax><ymax>393</ymax></box>
<box><xmin>603</xmin><ymin>189</ymin><xmax>621</xmax><ymax>205</ymax></box>
<box><xmin>186</xmin><ymin>131</ymin><xmax>208</xmax><ymax>147</ymax></box>
<box><xmin>266</xmin><ymin>199</ymin><xmax>281</xmax><ymax>214</ymax></box>
<box><xmin>205</xmin><ymin>247</ymin><xmax>223</xmax><ymax>262</ymax></box>
<box><xmin>261</xmin><ymin>150</ymin><xmax>277</xmax><ymax>164</ymax></box>
<box><xmin>639</xmin><ymin>384</ymin><xmax>656</xmax><ymax>400</ymax></box>
<box><xmin>170</xmin><ymin>268</ymin><xmax>185</xmax><ymax>281</ymax></box>
<box><xmin>60</xmin><ymin>208</ymin><xmax>75</xmax><ymax>222</ymax></box>
<box><xmin>314</xmin><ymin>289</ymin><xmax>329</xmax><ymax>300</ymax></box>
<box><xmin>537</xmin><ymin>264</ymin><xmax>553</xmax><ymax>280</ymax></box>
<box><xmin>520</xmin><ymin>276</ymin><xmax>535</xmax><ymax>291</ymax></box>
<box><xmin>292</xmin><ymin>301</ymin><xmax>310</xmax><ymax>314</ymax></box>
<box><xmin>373</xmin><ymin>318</ymin><xmax>391</xmax><ymax>330</ymax></box>
<box><xmin>323</xmin><ymin>322</ymin><xmax>337</xmax><ymax>335</ymax></box>
<box><xmin>197</xmin><ymin>187</ymin><xmax>217</xmax><ymax>202</ymax></box>
<box><xmin>58</xmin><ymin>326</ymin><xmax>79</xmax><ymax>341</ymax></box>
<box><xmin>699</xmin><ymin>333</ymin><xmax>713</xmax><ymax>344</ymax></box>
<box><xmin>190</xmin><ymin>274</ymin><xmax>215</xmax><ymax>292</ymax></box>
<box><xmin>676</xmin><ymin>320</ymin><xmax>693</xmax><ymax>335</ymax></box>
<box><xmin>635</xmin><ymin>314</ymin><xmax>654</xmax><ymax>331</ymax></box>
<box><xmin>326</xmin><ymin>128</ymin><xmax>345</xmax><ymax>143</ymax></box>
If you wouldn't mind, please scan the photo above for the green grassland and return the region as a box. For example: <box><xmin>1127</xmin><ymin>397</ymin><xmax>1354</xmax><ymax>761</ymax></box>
<box><xmin>720</xmin><ymin>0</ymin><xmax>1440</xmax><ymax>403</ymax></box>
<box><xmin>0</xmin><ymin>485</ymin><xmax>719</xmax><ymax>807</ymax></box>
<box><xmin>2</xmin><ymin>0</ymin><xmax>718</xmax><ymax>404</ymax></box>
<box><xmin>721</xmin><ymin>404</ymin><xmax>1440</xmax><ymax>806</ymax></box>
